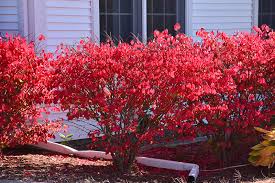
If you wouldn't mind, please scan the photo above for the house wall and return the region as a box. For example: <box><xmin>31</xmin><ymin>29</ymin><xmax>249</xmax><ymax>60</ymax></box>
<box><xmin>44</xmin><ymin>110</ymin><xmax>96</xmax><ymax>142</ymax></box>
<box><xmin>191</xmin><ymin>0</ymin><xmax>254</xmax><ymax>37</ymax></box>
<box><xmin>45</xmin><ymin>0</ymin><xmax>95</xmax><ymax>52</ymax></box>
<box><xmin>43</xmin><ymin>0</ymin><xmax>98</xmax><ymax>140</ymax></box>
<box><xmin>45</xmin><ymin>0</ymin><xmax>98</xmax><ymax>141</ymax></box>
<box><xmin>1</xmin><ymin>0</ymin><xmax>257</xmax><ymax>46</ymax></box>
<box><xmin>0</xmin><ymin>0</ymin><xmax>19</xmax><ymax>36</ymax></box>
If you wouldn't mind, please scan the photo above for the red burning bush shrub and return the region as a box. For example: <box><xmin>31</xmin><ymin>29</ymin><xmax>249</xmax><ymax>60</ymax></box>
<box><xmin>33</xmin><ymin>25</ymin><xmax>275</xmax><ymax>171</ymax></box>
<box><xmin>44</xmin><ymin>28</ymin><xmax>222</xmax><ymax>171</ymax></box>
<box><xmin>0</xmin><ymin>36</ymin><xmax>60</xmax><ymax>148</ymax></box>
<box><xmin>195</xmin><ymin>26</ymin><xmax>275</xmax><ymax>163</ymax></box>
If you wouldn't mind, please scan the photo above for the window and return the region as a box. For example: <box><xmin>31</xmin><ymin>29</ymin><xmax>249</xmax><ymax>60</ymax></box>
<box><xmin>147</xmin><ymin>0</ymin><xmax>185</xmax><ymax>39</ymax></box>
<box><xmin>259</xmin><ymin>0</ymin><xmax>275</xmax><ymax>29</ymax></box>
<box><xmin>99</xmin><ymin>0</ymin><xmax>185</xmax><ymax>42</ymax></box>
<box><xmin>100</xmin><ymin>0</ymin><xmax>142</xmax><ymax>42</ymax></box>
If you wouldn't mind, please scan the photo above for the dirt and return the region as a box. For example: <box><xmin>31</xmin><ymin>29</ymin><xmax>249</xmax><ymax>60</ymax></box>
<box><xmin>0</xmin><ymin>146</ymin><xmax>178</xmax><ymax>183</ymax></box>
<box><xmin>140</xmin><ymin>139</ymin><xmax>275</xmax><ymax>183</ymax></box>
<box><xmin>0</xmin><ymin>142</ymin><xmax>274</xmax><ymax>183</ymax></box>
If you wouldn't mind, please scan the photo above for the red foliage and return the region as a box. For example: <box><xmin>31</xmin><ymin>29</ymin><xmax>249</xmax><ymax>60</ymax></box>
<box><xmin>38</xmin><ymin>34</ymin><xmax>46</xmax><ymax>41</ymax></box>
<box><xmin>195</xmin><ymin>26</ymin><xmax>274</xmax><ymax>144</ymax></box>
<box><xmin>4</xmin><ymin>24</ymin><xmax>273</xmax><ymax>172</ymax></box>
<box><xmin>43</xmin><ymin>27</ymin><xmax>236</xmax><ymax>171</ymax></box>
<box><xmin>0</xmin><ymin>36</ymin><xmax>61</xmax><ymax>147</ymax></box>
<box><xmin>174</xmin><ymin>23</ymin><xmax>181</xmax><ymax>32</ymax></box>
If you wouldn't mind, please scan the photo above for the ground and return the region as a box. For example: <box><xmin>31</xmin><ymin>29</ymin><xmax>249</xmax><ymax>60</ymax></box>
<box><xmin>0</xmin><ymin>144</ymin><xmax>274</xmax><ymax>183</ymax></box>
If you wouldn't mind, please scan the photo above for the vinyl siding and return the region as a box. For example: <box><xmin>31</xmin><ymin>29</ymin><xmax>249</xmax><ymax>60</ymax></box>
<box><xmin>46</xmin><ymin>0</ymin><xmax>93</xmax><ymax>52</ymax></box>
<box><xmin>0</xmin><ymin>0</ymin><xmax>19</xmax><ymax>36</ymax></box>
<box><xmin>44</xmin><ymin>0</ymin><xmax>95</xmax><ymax>140</ymax></box>
<box><xmin>44</xmin><ymin>110</ymin><xmax>96</xmax><ymax>142</ymax></box>
<box><xmin>192</xmin><ymin>0</ymin><xmax>254</xmax><ymax>37</ymax></box>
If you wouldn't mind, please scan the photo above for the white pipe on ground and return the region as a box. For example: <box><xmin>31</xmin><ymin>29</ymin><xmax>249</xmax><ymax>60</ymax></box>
<box><xmin>136</xmin><ymin>157</ymin><xmax>199</xmax><ymax>180</ymax></box>
<box><xmin>34</xmin><ymin>141</ymin><xmax>77</xmax><ymax>155</ymax></box>
<box><xmin>75</xmin><ymin>150</ymin><xmax>112</xmax><ymax>160</ymax></box>
<box><xmin>33</xmin><ymin>141</ymin><xmax>199</xmax><ymax>182</ymax></box>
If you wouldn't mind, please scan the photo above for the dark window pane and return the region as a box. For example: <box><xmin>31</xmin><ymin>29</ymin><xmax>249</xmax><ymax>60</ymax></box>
<box><xmin>165</xmin><ymin>0</ymin><xmax>176</xmax><ymax>14</ymax></box>
<box><xmin>120</xmin><ymin>0</ymin><xmax>133</xmax><ymax>13</ymax></box>
<box><xmin>99</xmin><ymin>0</ymin><xmax>106</xmax><ymax>13</ymax></box>
<box><xmin>100</xmin><ymin>15</ymin><xmax>107</xmax><ymax>42</ymax></box>
<box><xmin>147</xmin><ymin>0</ymin><xmax>153</xmax><ymax>13</ymax></box>
<box><xmin>153</xmin><ymin>15</ymin><xmax>165</xmax><ymax>31</ymax></box>
<box><xmin>153</xmin><ymin>0</ymin><xmax>164</xmax><ymax>13</ymax></box>
<box><xmin>147</xmin><ymin>15</ymin><xmax>165</xmax><ymax>39</ymax></box>
<box><xmin>260</xmin><ymin>15</ymin><xmax>272</xmax><ymax>26</ymax></box>
<box><xmin>260</xmin><ymin>0</ymin><xmax>271</xmax><ymax>13</ymax></box>
<box><xmin>259</xmin><ymin>0</ymin><xmax>275</xmax><ymax>29</ymax></box>
<box><xmin>272</xmin><ymin>0</ymin><xmax>275</xmax><ymax>12</ymax></box>
<box><xmin>120</xmin><ymin>15</ymin><xmax>133</xmax><ymax>42</ymax></box>
<box><xmin>107</xmin><ymin>15</ymin><xmax>119</xmax><ymax>39</ymax></box>
<box><xmin>147</xmin><ymin>15</ymin><xmax>153</xmax><ymax>37</ymax></box>
<box><xmin>165</xmin><ymin>15</ymin><xmax>177</xmax><ymax>34</ymax></box>
<box><xmin>100</xmin><ymin>0</ymin><xmax>135</xmax><ymax>42</ymax></box>
<box><xmin>107</xmin><ymin>0</ymin><xmax>119</xmax><ymax>13</ymax></box>
<box><xmin>258</xmin><ymin>14</ymin><xmax>263</xmax><ymax>25</ymax></box>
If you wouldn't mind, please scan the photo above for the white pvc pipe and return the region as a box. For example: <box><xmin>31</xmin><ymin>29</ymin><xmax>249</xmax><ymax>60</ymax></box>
<box><xmin>75</xmin><ymin>150</ymin><xmax>112</xmax><ymax>160</ymax></box>
<box><xmin>136</xmin><ymin>157</ymin><xmax>199</xmax><ymax>179</ymax></box>
<box><xmin>34</xmin><ymin>141</ymin><xmax>77</xmax><ymax>155</ymax></box>
<box><xmin>33</xmin><ymin>141</ymin><xmax>199</xmax><ymax>181</ymax></box>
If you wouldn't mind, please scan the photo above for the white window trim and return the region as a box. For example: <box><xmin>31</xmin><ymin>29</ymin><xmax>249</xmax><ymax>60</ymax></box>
<box><xmin>142</xmin><ymin>0</ymin><xmax>147</xmax><ymax>43</ymax></box>
<box><xmin>185</xmin><ymin>0</ymin><xmax>192</xmax><ymax>36</ymax></box>
<box><xmin>18</xmin><ymin>0</ymin><xmax>29</xmax><ymax>37</ymax></box>
<box><xmin>91</xmin><ymin>0</ymin><xmax>100</xmax><ymax>44</ymax></box>
<box><xmin>23</xmin><ymin>0</ymin><xmax>47</xmax><ymax>48</ymax></box>
<box><xmin>252</xmin><ymin>0</ymin><xmax>259</xmax><ymax>28</ymax></box>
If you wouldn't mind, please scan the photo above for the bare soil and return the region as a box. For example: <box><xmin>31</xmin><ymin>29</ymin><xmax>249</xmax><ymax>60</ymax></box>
<box><xmin>0</xmin><ymin>141</ymin><xmax>274</xmax><ymax>183</ymax></box>
<box><xmin>0</xmin><ymin>146</ymin><xmax>178</xmax><ymax>183</ymax></box>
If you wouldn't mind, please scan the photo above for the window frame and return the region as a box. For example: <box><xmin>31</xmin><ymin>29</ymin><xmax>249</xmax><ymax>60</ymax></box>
<box><xmin>146</xmin><ymin>0</ymin><xmax>185</xmax><ymax>39</ymax></box>
<box><xmin>99</xmin><ymin>0</ymin><xmax>142</xmax><ymax>42</ymax></box>
<box><xmin>97</xmin><ymin>0</ymin><xmax>190</xmax><ymax>43</ymax></box>
<box><xmin>253</xmin><ymin>0</ymin><xmax>259</xmax><ymax>27</ymax></box>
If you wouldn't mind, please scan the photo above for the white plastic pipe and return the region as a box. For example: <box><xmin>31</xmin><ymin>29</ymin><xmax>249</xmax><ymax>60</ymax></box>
<box><xmin>136</xmin><ymin>157</ymin><xmax>199</xmax><ymax>180</ymax></box>
<box><xmin>75</xmin><ymin>150</ymin><xmax>112</xmax><ymax>160</ymax></box>
<box><xmin>34</xmin><ymin>141</ymin><xmax>78</xmax><ymax>154</ymax></box>
<box><xmin>33</xmin><ymin>141</ymin><xmax>199</xmax><ymax>181</ymax></box>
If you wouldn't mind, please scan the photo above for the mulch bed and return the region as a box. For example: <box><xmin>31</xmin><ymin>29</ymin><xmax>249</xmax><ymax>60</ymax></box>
<box><xmin>0</xmin><ymin>147</ymin><xmax>179</xmax><ymax>183</ymax></box>
<box><xmin>0</xmin><ymin>140</ymin><xmax>274</xmax><ymax>183</ymax></box>
<box><xmin>140</xmin><ymin>140</ymin><xmax>275</xmax><ymax>182</ymax></box>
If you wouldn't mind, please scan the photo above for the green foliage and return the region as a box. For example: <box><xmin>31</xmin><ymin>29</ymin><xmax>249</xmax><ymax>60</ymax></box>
<box><xmin>59</xmin><ymin>133</ymin><xmax>73</xmax><ymax>146</ymax></box>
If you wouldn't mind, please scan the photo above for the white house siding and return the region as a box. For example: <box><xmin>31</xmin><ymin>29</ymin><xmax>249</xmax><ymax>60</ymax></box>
<box><xmin>0</xmin><ymin>0</ymin><xmax>19</xmax><ymax>36</ymax></box>
<box><xmin>191</xmin><ymin>0</ymin><xmax>254</xmax><ymax>37</ymax></box>
<box><xmin>44</xmin><ymin>110</ymin><xmax>96</xmax><ymax>142</ymax></box>
<box><xmin>42</xmin><ymin>0</ymin><xmax>98</xmax><ymax>141</ymax></box>
<box><xmin>45</xmin><ymin>0</ymin><xmax>94</xmax><ymax>52</ymax></box>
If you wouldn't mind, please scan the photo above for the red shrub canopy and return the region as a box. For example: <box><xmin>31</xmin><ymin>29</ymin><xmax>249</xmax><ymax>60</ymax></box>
<box><xmin>44</xmin><ymin>28</ymin><xmax>235</xmax><ymax>168</ymax></box>
<box><xmin>0</xmin><ymin>36</ymin><xmax>61</xmax><ymax>147</ymax></box>
<box><xmin>3</xmin><ymin>25</ymin><xmax>273</xmax><ymax>171</ymax></box>
<box><xmin>195</xmin><ymin>26</ymin><xmax>275</xmax><ymax>140</ymax></box>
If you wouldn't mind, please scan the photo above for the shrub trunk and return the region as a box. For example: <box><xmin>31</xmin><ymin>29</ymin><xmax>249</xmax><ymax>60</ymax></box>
<box><xmin>111</xmin><ymin>147</ymin><xmax>138</xmax><ymax>173</ymax></box>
